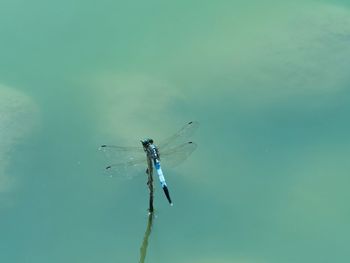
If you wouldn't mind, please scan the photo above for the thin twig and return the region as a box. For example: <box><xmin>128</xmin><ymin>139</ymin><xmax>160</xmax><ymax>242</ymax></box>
<box><xmin>146</xmin><ymin>157</ymin><xmax>154</xmax><ymax>213</ymax></box>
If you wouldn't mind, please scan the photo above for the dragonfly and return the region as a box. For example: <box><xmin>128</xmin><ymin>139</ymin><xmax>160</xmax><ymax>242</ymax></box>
<box><xmin>99</xmin><ymin>121</ymin><xmax>199</xmax><ymax>205</ymax></box>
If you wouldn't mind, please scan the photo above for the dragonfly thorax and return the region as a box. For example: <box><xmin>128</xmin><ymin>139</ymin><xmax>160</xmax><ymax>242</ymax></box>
<box><xmin>141</xmin><ymin>139</ymin><xmax>159</xmax><ymax>160</ymax></box>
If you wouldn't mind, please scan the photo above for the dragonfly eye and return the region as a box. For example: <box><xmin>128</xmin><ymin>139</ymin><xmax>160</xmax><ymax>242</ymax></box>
<box><xmin>141</xmin><ymin>139</ymin><xmax>151</xmax><ymax>147</ymax></box>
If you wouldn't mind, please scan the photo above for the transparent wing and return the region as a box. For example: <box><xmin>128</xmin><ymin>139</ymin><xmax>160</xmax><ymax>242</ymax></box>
<box><xmin>99</xmin><ymin>121</ymin><xmax>199</xmax><ymax>178</ymax></box>
<box><xmin>158</xmin><ymin>121</ymin><xmax>199</xmax><ymax>151</ymax></box>
<box><xmin>99</xmin><ymin>144</ymin><xmax>144</xmax><ymax>163</ymax></box>
<box><xmin>160</xmin><ymin>142</ymin><xmax>198</xmax><ymax>168</ymax></box>
<box><xmin>104</xmin><ymin>156</ymin><xmax>148</xmax><ymax>179</ymax></box>
<box><xmin>99</xmin><ymin>145</ymin><xmax>147</xmax><ymax>179</ymax></box>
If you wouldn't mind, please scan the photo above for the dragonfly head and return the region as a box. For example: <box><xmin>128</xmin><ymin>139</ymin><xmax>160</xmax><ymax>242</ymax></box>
<box><xmin>141</xmin><ymin>138</ymin><xmax>154</xmax><ymax>147</ymax></box>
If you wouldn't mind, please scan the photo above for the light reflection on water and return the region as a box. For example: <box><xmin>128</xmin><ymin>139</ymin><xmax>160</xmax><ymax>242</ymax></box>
<box><xmin>139</xmin><ymin>213</ymin><xmax>154</xmax><ymax>263</ymax></box>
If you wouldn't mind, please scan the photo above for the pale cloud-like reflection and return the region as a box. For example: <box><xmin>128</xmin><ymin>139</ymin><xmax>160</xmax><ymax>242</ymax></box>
<box><xmin>251</xmin><ymin>3</ymin><xmax>350</xmax><ymax>94</ymax></box>
<box><xmin>92</xmin><ymin>73</ymin><xmax>186</xmax><ymax>143</ymax></box>
<box><xmin>0</xmin><ymin>84</ymin><xmax>39</xmax><ymax>193</ymax></box>
<box><xmin>178</xmin><ymin>2</ymin><xmax>350</xmax><ymax>179</ymax></box>
<box><xmin>172</xmin><ymin>3</ymin><xmax>350</xmax><ymax>110</ymax></box>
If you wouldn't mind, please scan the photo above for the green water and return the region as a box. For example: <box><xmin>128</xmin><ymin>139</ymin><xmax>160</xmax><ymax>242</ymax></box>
<box><xmin>1</xmin><ymin>0</ymin><xmax>350</xmax><ymax>262</ymax></box>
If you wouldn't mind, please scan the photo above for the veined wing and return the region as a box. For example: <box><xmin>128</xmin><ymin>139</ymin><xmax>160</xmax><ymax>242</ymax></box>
<box><xmin>99</xmin><ymin>144</ymin><xmax>144</xmax><ymax>163</ymax></box>
<box><xmin>99</xmin><ymin>145</ymin><xmax>146</xmax><ymax>179</ymax></box>
<box><xmin>104</xmin><ymin>156</ymin><xmax>148</xmax><ymax>179</ymax></box>
<box><xmin>160</xmin><ymin>141</ymin><xmax>197</xmax><ymax>168</ymax></box>
<box><xmin>99</xmin><ymin>142</ymin><xmax>197</xmax><ymax>178</ymax></box>
<box><xmin>158</xmin><ymin>121</ymin><xmax>199</xmax><ymax>151</ymax></box>
<box><xmin>99</xmin><ymin>121</ymin><xmax>199</xmax><ymax>177</ymax></box>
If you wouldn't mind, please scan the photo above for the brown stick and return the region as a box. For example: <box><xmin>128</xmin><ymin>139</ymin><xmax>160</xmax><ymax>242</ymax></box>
<box><xmin>146</xmin><ymin>157</ymin><xmax>154</xmax><ymax>213</ymax></box>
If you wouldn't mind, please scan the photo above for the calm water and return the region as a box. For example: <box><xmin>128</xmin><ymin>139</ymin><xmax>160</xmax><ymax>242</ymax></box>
<box><xmin>1</xmin><ymin>1</ymin><xmax>350</xmax><ymax>262</ymax></box>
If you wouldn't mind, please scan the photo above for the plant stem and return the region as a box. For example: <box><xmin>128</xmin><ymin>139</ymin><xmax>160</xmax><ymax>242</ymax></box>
<box><xmin>146</xmin><ymin>157</ymin><xmax>154</xmax><ymax>213</ymax></box>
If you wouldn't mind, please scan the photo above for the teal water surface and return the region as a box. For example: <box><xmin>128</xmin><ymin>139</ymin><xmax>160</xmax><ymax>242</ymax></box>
<box><xmin>1</xmin><ymin>1</ymin><xmax>350</xmax><ymax>262</ymax></box>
